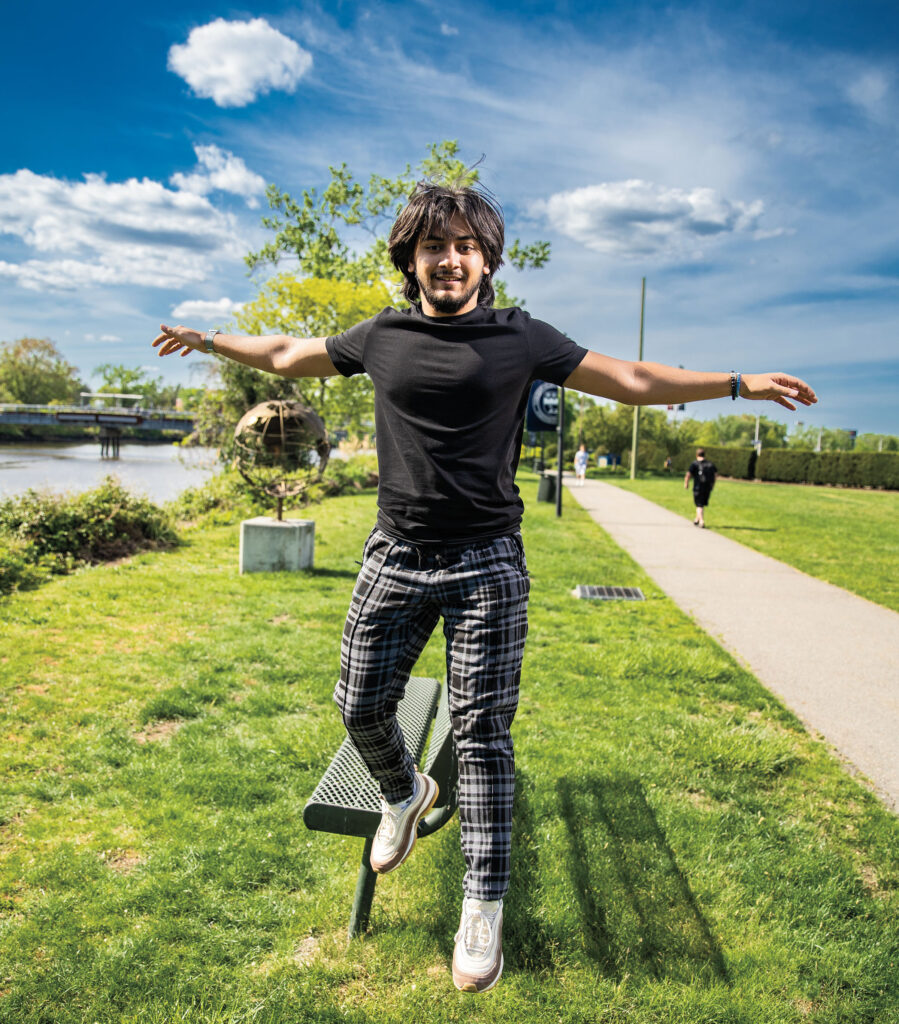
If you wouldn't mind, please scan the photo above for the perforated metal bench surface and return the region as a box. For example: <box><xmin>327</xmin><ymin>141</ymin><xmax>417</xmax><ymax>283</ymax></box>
<box><xmin>303</xmin><ymin>676</ymin><xmax>458</xmax><ymax>937</ymax></box>
<box><xmin>303</xmin><ymin>676</ymin><xmax>456</xmax><ymax>838</ymax></box>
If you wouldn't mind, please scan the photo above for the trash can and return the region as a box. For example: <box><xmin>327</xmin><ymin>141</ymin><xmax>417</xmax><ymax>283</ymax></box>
<box><xmin>537</xmin><ymin>472</ymin><xmax>556</xmax><ymax>503</ymax></box>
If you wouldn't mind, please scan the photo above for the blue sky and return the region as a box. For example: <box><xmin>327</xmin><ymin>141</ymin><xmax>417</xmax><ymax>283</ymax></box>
<box><xmin>2</xmin><ymin>0</ymin><xmax>897</xmax><ymax>433</ymax></box>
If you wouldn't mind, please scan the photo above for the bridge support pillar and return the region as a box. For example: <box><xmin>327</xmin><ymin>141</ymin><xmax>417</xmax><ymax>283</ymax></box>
<box><xmin>239</xmin><ymin>517</ymin><xmax>315</xmax><ymax>573</ymax></box>
<box><xmin>100</xmin><ymin>426</ymin><xmax>122</xmax><ymax>458</ymax></box>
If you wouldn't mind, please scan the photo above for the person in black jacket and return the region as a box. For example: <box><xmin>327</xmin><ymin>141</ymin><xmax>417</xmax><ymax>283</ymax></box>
<box><xmin>685</xmin><ymin>447</ymin><xmax>717</xmax><ymax>527</ymax></box>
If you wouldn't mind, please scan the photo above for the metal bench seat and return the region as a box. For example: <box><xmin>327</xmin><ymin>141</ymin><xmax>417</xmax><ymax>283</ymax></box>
<box><xmin>303</xmin><ymin>677</ymin><xmax>458</xmax><ymax>935</ymax></box>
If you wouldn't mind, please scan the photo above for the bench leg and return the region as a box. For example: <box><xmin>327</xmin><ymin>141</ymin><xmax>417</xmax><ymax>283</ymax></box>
<box><xmin>348</xmin><ymin>836</ymin><xmax>377</xmax><ymax>938</ymax></box>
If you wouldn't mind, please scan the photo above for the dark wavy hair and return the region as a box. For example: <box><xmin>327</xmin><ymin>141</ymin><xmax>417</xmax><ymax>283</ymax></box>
<box><xmin>388</xmin><ymin>183</ymin><xmax>505</xmax><ymax>307</ymax></box>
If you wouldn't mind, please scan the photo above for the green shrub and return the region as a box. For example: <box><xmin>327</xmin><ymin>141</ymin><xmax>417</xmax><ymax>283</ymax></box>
<box><xmin>0</xmin><ymin>476</ymin><xmax>177</xmax><ymax>573</ymax></box>
<box><xmin>168</xmin><ymin>454</ymin><xmax>380</xmax><ymax>524</ymax></box>
<box><xmin>319</xmin><ymin>453</ymin><xmax>379</xmax><ymax>496</ymax></box>
<box><xmin>623</xmin><ymin>441</ymin><xmax>671</xmax><ymax>475</ymax></box>
<box><xmin>758</xmin><ymin>450</ymin><xmax>899</xmax><ymax>489</ymax></box>
<box><xmin>167</xmin><ymin>468</ymin><xmax>263</xmax><ymax>523</ymax></box>
<box><xmin>169</xmin><ymin>455</ymin><xmax>380</xmax><ymax>524</ymax></box>
<box><xmin>0</xmin><ymin>536</ymin><xmax>52</xmax><ymax>595</ymax></box>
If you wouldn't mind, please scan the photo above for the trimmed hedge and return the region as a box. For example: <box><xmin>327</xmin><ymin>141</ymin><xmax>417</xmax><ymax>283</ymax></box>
<box><xmin>671</xmin><ymin>445</ymin><xmax>757</xmax><ymax>479</ymax></box>
<box><xmin>757</xmin><ymin>450</ymin><xmax>899</xmax><ymax>489</ymax></box>
<box><xmin>665</xmin><ymin>446</ymin><xmax>899</xmax><ymax>489</ymax></box>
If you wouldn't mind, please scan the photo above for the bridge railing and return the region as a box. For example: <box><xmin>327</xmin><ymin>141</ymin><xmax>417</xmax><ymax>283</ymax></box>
<box><xmin>0</xmin><ymin>402</ymin><xmax>196</xmax><ymax>421</ymax></box>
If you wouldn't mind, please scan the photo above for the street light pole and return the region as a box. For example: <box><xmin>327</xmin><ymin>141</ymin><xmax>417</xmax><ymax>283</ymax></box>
<box><xmin>556</xmin><ymin>386</ymin><xmax>565</xmax><ymax>518</ymax></box>
<box><xmin>630</xmin><ymin>277</ymin><xmax>646</xmax><ymax>480</ymax></box>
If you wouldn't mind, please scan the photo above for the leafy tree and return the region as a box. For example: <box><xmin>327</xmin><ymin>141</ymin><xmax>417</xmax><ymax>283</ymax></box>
<box><xmin>689</xmin><ymin>413</ymin><xmax>787</xmax><ymax>449</ymax></box>
<box><xmin>0</xmin><ymin>338</ymin><xmax>83</xmax><ymax>405</ymax></box>
<box><xmin>173</xmin><ymin>386</ymin><xmax>207</xmax><ymax>413</ymax></box>
<box><xmin>787</xmin><ymin>424</ymin><xmax>856</xmax><ymax>452</ymax></box>
<box><xmin>94</xmin><ymin>363</ymin><xmax>183</xmax><ymax>409</ymax></box>
<box><xmin>855</xmin><ymin>432</ymin><xmax>899</xmax><ymax>452</ymax></box>
<box><xmin>200</xmin><ymin>141</ymin><xmax>552</xmax><ymax>452</ymax></box>
<box><xmin>193</xmin><ymin>276</ymin><xmax>390</xmax><ymax>452</ymax></box>
<box><xmin>245</xmin><ymin>140</ymin><xmax>550</xmax><ymax>305</ymax></box>
<box><xmin>94</xmin><ymin>363</ymin><xmax>149</xmax><ymax>397</ymax></box>
<box><xmin>233</xmin><ymin>276</ymin><xmax>389</xmax><ymax>436</ymax></box>
<box><xmin>577</xmin><ymin>402</ymin><xmax>639</xmax><ymax>457</ymax></box>
<box><xmin>575</xmin><ymin>400</ymin><xmax>711</xmax><ymax>469</ymax></box>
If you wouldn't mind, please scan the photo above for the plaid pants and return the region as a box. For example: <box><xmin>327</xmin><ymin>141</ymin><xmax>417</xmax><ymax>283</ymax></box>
<box><xmin>334</xmin><ymin>526</ymin><xmax>530</xmax><ymax>901</ymax></box>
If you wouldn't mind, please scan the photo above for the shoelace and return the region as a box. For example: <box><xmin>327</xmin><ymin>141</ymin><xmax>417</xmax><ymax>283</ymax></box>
<box><xmin>376</xmin><ymin>782</ymin><xmax>418</xmax><ymax>842</ymax></box>
<box><xmin>376</xmin><ymin>798</ymin><xmax>398</xmax><ymax>841</ymax></box>
<box><xmin>461</xmin><ymin>908</ymin><xmax>493</xmax><ymax>956</ymax></box>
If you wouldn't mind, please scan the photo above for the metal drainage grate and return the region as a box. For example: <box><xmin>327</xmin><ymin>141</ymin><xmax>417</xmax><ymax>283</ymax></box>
<box><xmin>573</xmin><ymin>585</ymin><xmax>645</xmax><ymax>601</ymax></box>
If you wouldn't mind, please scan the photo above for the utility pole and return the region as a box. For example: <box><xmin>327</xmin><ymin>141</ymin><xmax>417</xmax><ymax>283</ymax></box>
<box><xmin>556</xmin><ymin>387</ymin><xmax>565</xmax><ymax>518</ymax></box>
<box><xmin>630</xmin><ymin>277</ymin><xmax>646</xmax><ymax>480</ymax></box>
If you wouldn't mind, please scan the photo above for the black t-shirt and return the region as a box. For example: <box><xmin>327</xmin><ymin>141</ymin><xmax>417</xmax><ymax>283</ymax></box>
<box><xmin>689</xmin><ymin>459</ymin><xmax>717</xmax><ymax>491</ymax></box>
<box><xmin>326</xmin><ymin>304</ymin><xmax>587</xmax><ymax>543</ymax></box>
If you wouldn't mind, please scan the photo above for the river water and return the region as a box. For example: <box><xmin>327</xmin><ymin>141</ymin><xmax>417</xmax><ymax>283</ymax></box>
<box><xmin>0</xmin><ymin>443</ymin><xmax>220</xmax><ymax>505</ymax></box>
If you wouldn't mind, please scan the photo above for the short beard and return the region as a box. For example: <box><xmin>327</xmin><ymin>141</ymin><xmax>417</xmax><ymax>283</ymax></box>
<box><xmin>419</xmin><ymin>276</ymin><xmax>482</xmax><ymax>314</ymax></box>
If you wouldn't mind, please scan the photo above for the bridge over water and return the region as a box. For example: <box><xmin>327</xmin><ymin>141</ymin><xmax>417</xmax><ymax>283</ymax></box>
<box><xmin>1</xmin><ymin>403</ymin><xmax>197</xmax><ymax>457</ymax></box>
<box><xmin>0</xmin><ymin>403</ymin><xmax>196</xmax><ymax>435</ymax></box>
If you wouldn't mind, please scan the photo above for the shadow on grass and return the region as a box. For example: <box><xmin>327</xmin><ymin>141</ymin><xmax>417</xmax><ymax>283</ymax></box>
<box><xmin>505</xmin><ymin>769</ymin><xmax>557</xmax><ymax>974</ymax></box>
<box><xmin>715</xmin><ymin>525</ymin><xmax>778</xmax><ymax>533</ymax></box>
<box><xmin>418</xmin><ymin>769</ymin><xmax>558</xmax><ymax>973</ymax></box>
<box><xmin>308</xmin><ymin>567</ymin><xmax>361</xmax><ymax>580</ymax></box>
<box><xmin>557</xmin><ymin>774</ymin><xmax>729</xmax><ymax>986</ymax></box>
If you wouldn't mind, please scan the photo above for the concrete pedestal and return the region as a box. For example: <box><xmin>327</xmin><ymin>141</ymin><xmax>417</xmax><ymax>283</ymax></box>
<box><xmin>239</xmin><ymin>517</ymin><xmax>315</xmax><ymax>573</ymax></box>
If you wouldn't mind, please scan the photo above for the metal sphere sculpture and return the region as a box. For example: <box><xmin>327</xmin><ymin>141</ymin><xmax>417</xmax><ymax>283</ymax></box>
<box><xmin>233</xmin><ymin>400</ymin><xmax>330</xmax><ymax>520</ymax></box>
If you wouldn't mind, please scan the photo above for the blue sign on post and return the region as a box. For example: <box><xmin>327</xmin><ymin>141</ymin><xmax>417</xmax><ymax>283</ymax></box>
<box><xmin>526</xmin><ymin>381</ymin><xmax>559</xmax><ymax>432</ymax></box>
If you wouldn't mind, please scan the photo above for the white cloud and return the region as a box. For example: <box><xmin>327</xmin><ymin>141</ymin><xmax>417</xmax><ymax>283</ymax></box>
<box><xmin>847</xmin><ymin>69</ymin><xmax>890</xmax><ymax>114</ymax></box>
<box><xmin>167</xmin><ymin>18</ymin><xmax>312</xmax><ymax>108</ymax></box>
<box><xmin>0</xmin><ymin>169</ymin><xmax>245</xmax><ymax>291</ymax></box>
<box><xmin>440</xmin><ymin>23</ymin><xmax>459</xmax><ymax>36</ymax></box>
<box><xmin>170</xmin><ymin>144</ymin><xmax>267</xmax><ymax>207</ymax></box>
<box><xmin>533</xmin><ymin>179</ymin><xmax>776</xmax><ymax>260</ymax></box>
<box><xmin>170</xmin><ymin>297</ymin><xmax>244</xmax><ymax>322</ymax></box>
<box><xmin>99</xmin><ymin>334</ymin><xmax>122</xmax><ymax>342</ymax></box>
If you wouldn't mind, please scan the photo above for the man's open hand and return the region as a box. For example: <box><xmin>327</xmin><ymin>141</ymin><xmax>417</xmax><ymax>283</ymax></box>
<box><xmin>152</xmin><ymin>324</ymin><xmax>204</xmax><ymax>358</ymax></box>
<box><xmin>741</xmin><ymin>373</ymin><xmax>817</xmax><ymax>410</ymax></box>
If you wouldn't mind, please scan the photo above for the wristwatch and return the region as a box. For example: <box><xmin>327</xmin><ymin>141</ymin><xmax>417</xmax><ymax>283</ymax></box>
<box><xmin>204</xmin><ymin>328</ymin><xmax>220</xmax><ymax>353</ymax></box>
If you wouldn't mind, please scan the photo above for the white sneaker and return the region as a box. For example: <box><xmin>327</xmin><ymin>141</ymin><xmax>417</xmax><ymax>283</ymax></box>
<box><xmin>369</xmin><ymin>771</ymin><xmax>438</xmax><ymax>874</ymax></box>
<box><xmin>452</xmin><ymin>898</ymin><xmax>503</xmax><ymax>993</ymax></box>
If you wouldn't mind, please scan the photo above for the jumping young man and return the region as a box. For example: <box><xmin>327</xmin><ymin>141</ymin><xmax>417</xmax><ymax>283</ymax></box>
<box><xmin>153</xmin><ymin>182</ymin><xmax>816</xmax><ymax>993</ymax></box>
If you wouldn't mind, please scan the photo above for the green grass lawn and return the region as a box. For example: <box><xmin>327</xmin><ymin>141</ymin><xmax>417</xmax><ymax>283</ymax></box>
<box><xmin>600</xmin><ymin>474</ymin><xmax>899</xmax><ymax>613</ymax></box>
<box><xmin>2</xmin><ymin>481</ymin><xmax>898</xmax><ymax>1022</ymax></box>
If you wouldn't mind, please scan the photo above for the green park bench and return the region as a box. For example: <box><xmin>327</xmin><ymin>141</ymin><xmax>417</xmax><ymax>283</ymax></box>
<box><xmin>303</xmin><ymin>677</ymin><xmax>458</xmax><ymax>937</ymax></box>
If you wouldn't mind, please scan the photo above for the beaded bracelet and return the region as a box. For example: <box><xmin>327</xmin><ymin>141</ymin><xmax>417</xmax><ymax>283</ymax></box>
<box><xmin>730</xmin><ymin>371</ymin><xmax>742</xmax><ymax>400</ymax></box>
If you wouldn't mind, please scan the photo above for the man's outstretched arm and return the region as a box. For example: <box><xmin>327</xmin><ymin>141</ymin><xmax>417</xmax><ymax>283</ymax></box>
<box><xmin>151</xmin><ymin>325</ymin><xmax>338</xmax><ymax>379</ymax></box>
<box><xmin>565</xmin><ymin>351</ymin><xmax>817</xmax><ymax>411</ymax></box>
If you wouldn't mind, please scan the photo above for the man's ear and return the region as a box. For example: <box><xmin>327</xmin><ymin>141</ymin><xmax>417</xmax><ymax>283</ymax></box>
<box><xmin>408</xmin><ymin>261</ymin><xmax>415</xmax><ymax>273</ymax></box>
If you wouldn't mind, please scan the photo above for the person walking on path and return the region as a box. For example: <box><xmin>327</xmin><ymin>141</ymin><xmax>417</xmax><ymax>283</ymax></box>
<box><xmin>685</xmin><ymin>447</ymin><xmax>717</xmax><ymax>527</ymax></box>
<box><xmin>573</xmin><ymin>444</ymin><xmax>589</xmax><ymax>486</ymax></box>
<box><xmin>152</xmin><ymin>181</ymin><xmax>816</xmax><ymax>993</ymax></box>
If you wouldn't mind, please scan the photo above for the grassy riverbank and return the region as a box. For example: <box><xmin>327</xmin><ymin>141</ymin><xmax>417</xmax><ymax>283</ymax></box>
<box><xmin>603</xmin><ymin>475</ymin><xmax>899</xmax><ymax>613</ymax></box>
<box><xmin>2</xmin><ymin>480</ymin><xmax>897</xmax><ymax>1022</ymax></box>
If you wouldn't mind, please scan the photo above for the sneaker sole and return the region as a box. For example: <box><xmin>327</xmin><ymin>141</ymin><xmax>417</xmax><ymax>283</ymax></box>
<box><xmin>371</xmin><ymin>775</ymin><xmax>439</xmax><ymax>874</ymax></box>
<box><xmin>455</xmin><ymin>953</ymin><xmax>503</xmax><ymax>993</ymax></box>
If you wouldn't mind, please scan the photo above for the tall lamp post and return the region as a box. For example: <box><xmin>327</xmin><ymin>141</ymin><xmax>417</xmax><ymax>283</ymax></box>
<box><xmin>556</xmin><ymin>387</ymin><xmax>565</xmax><ymax>518</ymax></box>
<box><xmin>630</xmin><ymin>277</ymin><xmax>646</xmax><ymax>480</ymax></box>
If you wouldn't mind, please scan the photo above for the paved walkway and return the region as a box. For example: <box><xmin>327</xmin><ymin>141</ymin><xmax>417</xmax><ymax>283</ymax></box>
<box><xmin>564</xmin><ymin>478</ymin><xmax>899</xmax><ymax>811</ymax></box>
